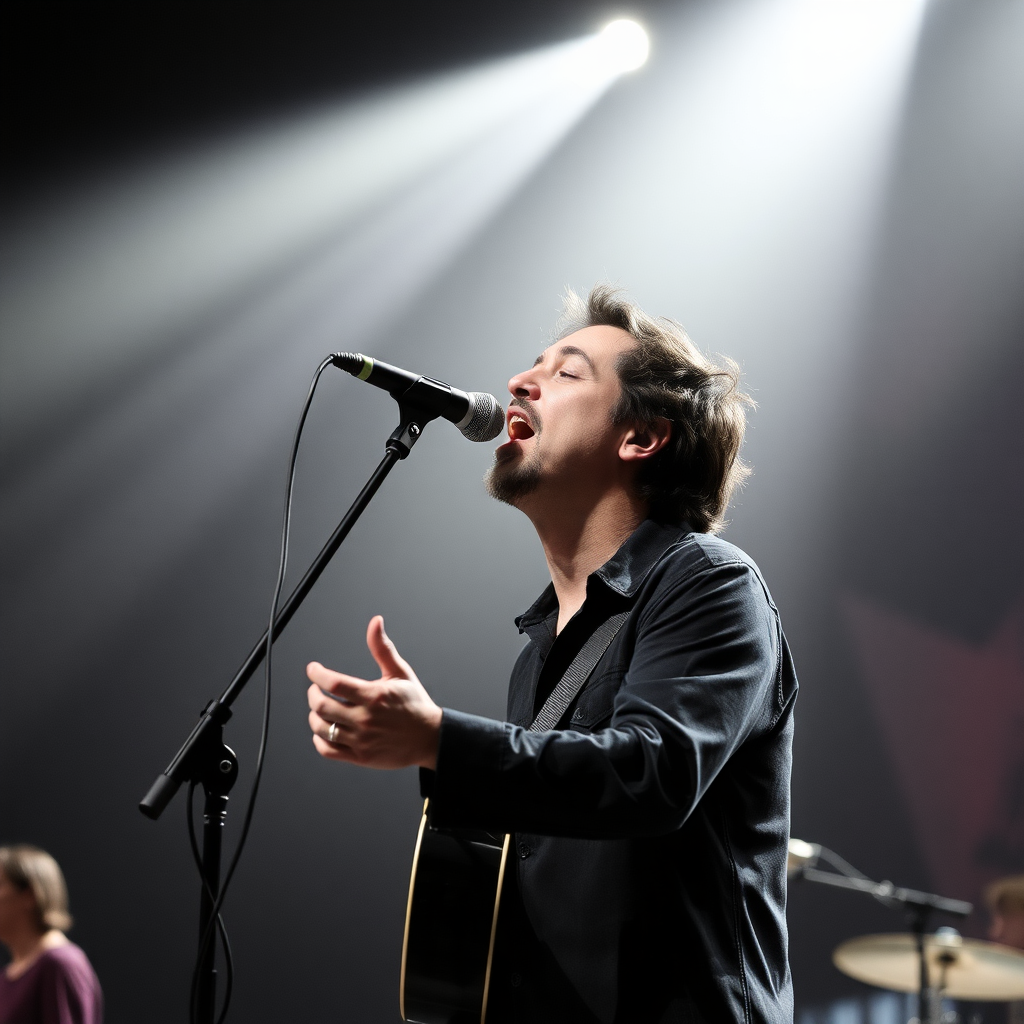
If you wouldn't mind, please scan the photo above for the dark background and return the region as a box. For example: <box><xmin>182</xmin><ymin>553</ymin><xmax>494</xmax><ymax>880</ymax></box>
<box><xmin>2</xmin><ymin>1</ymin><xmax>1023</xmax><ymax>1020</ymax></box>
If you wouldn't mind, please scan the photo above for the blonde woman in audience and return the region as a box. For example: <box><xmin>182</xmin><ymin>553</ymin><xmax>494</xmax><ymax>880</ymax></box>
<box><xmin>0</xmin><ymin>846</ymin><xmax>102</xmax><ymax>1024</ymax></box>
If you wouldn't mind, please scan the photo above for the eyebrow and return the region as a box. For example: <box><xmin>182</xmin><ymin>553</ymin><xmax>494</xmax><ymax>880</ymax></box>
<box><xmin>533</xmin><ymin>344</ymin><xmax>596</xmax><ymax>373</ymax></box>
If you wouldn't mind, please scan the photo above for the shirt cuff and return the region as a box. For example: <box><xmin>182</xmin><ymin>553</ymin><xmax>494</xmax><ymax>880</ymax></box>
<box><xmin>428</xmin><ymin>707</ymin><xmax>511</xmax><ymax>830</ymax></box>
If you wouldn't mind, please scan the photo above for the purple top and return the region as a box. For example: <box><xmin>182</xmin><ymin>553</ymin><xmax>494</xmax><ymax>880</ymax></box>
<box><xmin>0</xmin><ymin>944</ymin><xmax>103</xmax><ymax>1024</ymax></box>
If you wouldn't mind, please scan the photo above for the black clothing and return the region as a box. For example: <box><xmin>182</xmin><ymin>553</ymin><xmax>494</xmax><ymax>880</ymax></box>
<box><xmin>425</xmin><ymin>519</ymin><xmax>798</xmax><ymax>1023</ymax></box>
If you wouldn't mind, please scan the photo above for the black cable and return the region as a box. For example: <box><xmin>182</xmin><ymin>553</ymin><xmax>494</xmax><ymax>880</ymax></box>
<box><xmin>186</xmin><ymin>782</ymin><xmax>234</xmax><ymax>1024</ymax></box>
<box><xmin>189</xmin><ymin>355</ymin><xmax>336</xmax><ymax>1024</ymax></box>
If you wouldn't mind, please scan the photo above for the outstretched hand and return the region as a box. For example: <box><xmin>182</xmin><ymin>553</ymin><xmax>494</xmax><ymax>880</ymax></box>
<box><xmin>306</xmin><ymin>615</ymin><xmax>442</xmax><ymax>770</ymax></box>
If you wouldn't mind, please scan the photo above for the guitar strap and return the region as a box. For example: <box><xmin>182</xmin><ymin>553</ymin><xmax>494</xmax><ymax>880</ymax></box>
<box><xmin>528</xmin><ymin>608</ymin><xmax>631</xmax><ymax>732</ymax></box>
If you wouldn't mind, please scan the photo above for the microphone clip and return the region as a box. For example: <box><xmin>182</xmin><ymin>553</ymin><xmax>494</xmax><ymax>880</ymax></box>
<box><xmin>386</xmin><ymin>401</ymin><xmax>433</xmax><ymax>458</ymax></box>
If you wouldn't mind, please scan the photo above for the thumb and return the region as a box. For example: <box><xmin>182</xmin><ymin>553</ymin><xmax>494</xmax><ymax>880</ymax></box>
<box><xmin>366</xmin><ymin>615</ymin><xmax>411</xmax><ymax>679</ymax></box>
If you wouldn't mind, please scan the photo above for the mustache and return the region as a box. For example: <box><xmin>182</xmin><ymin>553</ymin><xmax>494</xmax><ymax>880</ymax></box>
<box><xmin>509</xmin><ymin>396</ymin><xmax>541</xmax><ymax>434</ymax></box>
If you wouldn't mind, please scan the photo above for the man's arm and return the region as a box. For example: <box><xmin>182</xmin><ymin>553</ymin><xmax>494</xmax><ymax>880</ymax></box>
<box><xmin>425</xmin><ymin>558</ymin><xmax>784</xmax><ymax>838</ymax></box>
<box><xmin>307</xmin><ymin>559</ymin><xmax>786</xmax><ymax>840</ymax></box>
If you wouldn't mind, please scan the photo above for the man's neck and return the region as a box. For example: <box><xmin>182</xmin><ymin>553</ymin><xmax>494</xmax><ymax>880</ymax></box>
<box><xmin>528</xmin><ymin>490</ymin><xmax>647</xmax><ymax>634</ymax></box>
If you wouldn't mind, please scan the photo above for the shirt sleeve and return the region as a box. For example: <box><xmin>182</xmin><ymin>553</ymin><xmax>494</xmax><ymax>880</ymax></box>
<box><xmin>427</xmin><ymin>557</ymin><xmax>781</xmax><ymax>838</ymax></box>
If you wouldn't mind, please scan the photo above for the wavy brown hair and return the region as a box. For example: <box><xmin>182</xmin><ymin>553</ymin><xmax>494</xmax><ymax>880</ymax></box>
<box><xmin>557</xmin><ymin>285</ymin><xmax>753</xmax><ymax>533</ymax></box>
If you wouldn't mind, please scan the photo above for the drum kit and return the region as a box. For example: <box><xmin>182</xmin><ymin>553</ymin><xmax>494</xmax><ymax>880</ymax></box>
<box><xmin>788</xmin><ymin>840</ymin><xmax>1024</xmax><ymax>1023</ymax></box>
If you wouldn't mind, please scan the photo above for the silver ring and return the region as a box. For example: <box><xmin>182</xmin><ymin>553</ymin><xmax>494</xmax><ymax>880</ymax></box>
<box><xmin>328</xmin><ymin>722</ymin><xmax>339</xmax><ymax>744</ymax></box>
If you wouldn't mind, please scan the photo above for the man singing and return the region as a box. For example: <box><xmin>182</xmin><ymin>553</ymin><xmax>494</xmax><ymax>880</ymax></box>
<box><xmin>306</xmin><ymin>285</ymin><xmax>798</xmax><ymax>1023</ymax></box>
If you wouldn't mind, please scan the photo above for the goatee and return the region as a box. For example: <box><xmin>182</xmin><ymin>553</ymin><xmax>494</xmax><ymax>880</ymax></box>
<box><xmin>484</xmin><ymin>452</ymin><xmax>541</xmax><ymax>507</ymax></box>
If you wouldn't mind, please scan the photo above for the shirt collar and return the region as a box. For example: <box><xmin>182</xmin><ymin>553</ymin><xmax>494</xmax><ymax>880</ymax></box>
<box><xmin>515</xmin><ymin>518</ymin><xmax>693</xmax><ymax>632</ymax></box>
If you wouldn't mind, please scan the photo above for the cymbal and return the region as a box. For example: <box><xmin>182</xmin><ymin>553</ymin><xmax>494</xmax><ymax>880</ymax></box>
<box><xmin>833</xmin><ymin>932</ymin><xmax>1024</xmax><ymax>1001</ymax></box>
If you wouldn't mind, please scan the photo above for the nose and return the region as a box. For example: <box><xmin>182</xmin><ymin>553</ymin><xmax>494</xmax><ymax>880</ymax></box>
<box><xmin>507</xmin><ymin>367</ymin><xmax>540</xmax><ymax>401</ymax></box>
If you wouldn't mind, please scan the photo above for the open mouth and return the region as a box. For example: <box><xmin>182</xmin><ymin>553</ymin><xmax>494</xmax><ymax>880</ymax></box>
<box><xmin>507</xmin><ymin>410</ymin><xmax>536</xmax><ymax>441</ymax></box>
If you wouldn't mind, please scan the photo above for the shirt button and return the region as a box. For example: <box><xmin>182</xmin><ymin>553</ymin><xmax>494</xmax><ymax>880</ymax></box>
<box><xmin>510</xmin><ymin>972</ymin><xmax>522</xmax><ymax>988</ymax></box>
<box><xmin>518</xmin><ymin>842</ymin><xmax>531</xmax><ymax>858</ymax></box>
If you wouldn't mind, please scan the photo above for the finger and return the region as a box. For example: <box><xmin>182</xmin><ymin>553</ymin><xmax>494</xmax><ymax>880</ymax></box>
<box><xmin>307</xmin><ymin>693</ymin><xmax>361</xmax><ymax>740</ymax></box>
<box><xmin>311</xmin><ymin>733</ymin><xmax>360</xmax><ymax>763</ymax></box>
<box><xmin>306</xmin><ymin>662</ymin><xmax>371</xmax><ymax>705</ymax></box>
<box><xmin>306</xmin><ymin>682</ymin><xmax>357</xmax><ymax>719</ymax></box>
<box><xmin>365</xmin><ymin>615</ymin><xmax>412</xmax><ymax>679</ymax></box>
<box><xmin>308</xmin><ymin>708</ymin><xmax>351</xmax><ymax>745</ymax></box>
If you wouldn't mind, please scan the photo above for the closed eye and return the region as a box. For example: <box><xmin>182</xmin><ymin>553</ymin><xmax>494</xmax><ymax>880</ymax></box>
<box><xmin>558</xmin><ymin>370</ymin><xmax>579</xmax><ymax>379</ymax></box>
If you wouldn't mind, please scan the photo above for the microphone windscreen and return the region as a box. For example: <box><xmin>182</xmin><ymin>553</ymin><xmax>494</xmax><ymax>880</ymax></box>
<box><xmin>459</xmin><ymin>392</ymin><xmax>505</xmax><ymax>442</ymax></box>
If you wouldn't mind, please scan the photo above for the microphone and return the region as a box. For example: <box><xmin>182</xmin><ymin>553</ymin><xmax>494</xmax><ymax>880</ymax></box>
<box><xmin>331</xmin><ymin>352</ymin><xmax>504</xmax><ymax>442</ymax></box>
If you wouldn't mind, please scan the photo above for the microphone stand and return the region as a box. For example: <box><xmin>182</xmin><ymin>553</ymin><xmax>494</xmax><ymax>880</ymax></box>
<box><xmin>138</xmin><ymin>401</ymin><xmax>436</xmax><ymax>1024</ymax></box>
<box><xmin>796</xmin><ymin>866</ymin><xmax>972</xmax><ymax>1024</ymax></box>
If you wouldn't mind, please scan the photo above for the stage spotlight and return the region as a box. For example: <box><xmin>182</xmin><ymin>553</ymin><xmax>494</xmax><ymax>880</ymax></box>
<box><xmin>599</xmin><ymin>19</ymin><xmax>650</xmax><ymax>74</ymax></box>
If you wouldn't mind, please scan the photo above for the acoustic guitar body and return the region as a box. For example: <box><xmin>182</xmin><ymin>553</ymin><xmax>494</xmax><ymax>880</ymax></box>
<box><xmin>401</xmin><ymin>800</ymin><xmax>510</xmax><ymax>1024</ymax></box>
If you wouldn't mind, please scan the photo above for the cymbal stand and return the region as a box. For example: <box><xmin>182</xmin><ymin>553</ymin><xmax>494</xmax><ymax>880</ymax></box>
<box><xmin>796</xmin><ymin>865</ymin><xmax>972</xmax><ymax>1024</ymax></box>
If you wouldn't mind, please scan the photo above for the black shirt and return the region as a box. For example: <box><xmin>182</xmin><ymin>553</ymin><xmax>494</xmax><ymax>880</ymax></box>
<box><xmin>426</xmin><ymin>519</ymin><xmax>798</xmax><ymax>1023</ymax></box>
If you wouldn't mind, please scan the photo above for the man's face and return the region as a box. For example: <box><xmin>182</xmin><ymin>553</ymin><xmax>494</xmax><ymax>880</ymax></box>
<box><xmin>485</xmin><ymin>325</ymin><xmax>637</xmax><ymax>509</ymax></box>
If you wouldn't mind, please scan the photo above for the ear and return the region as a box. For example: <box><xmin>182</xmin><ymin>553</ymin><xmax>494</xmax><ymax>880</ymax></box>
<box><xmin>618</xmin><ymin>418</ymin><xmax>672</xmax><ymax>463</ymax></box>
